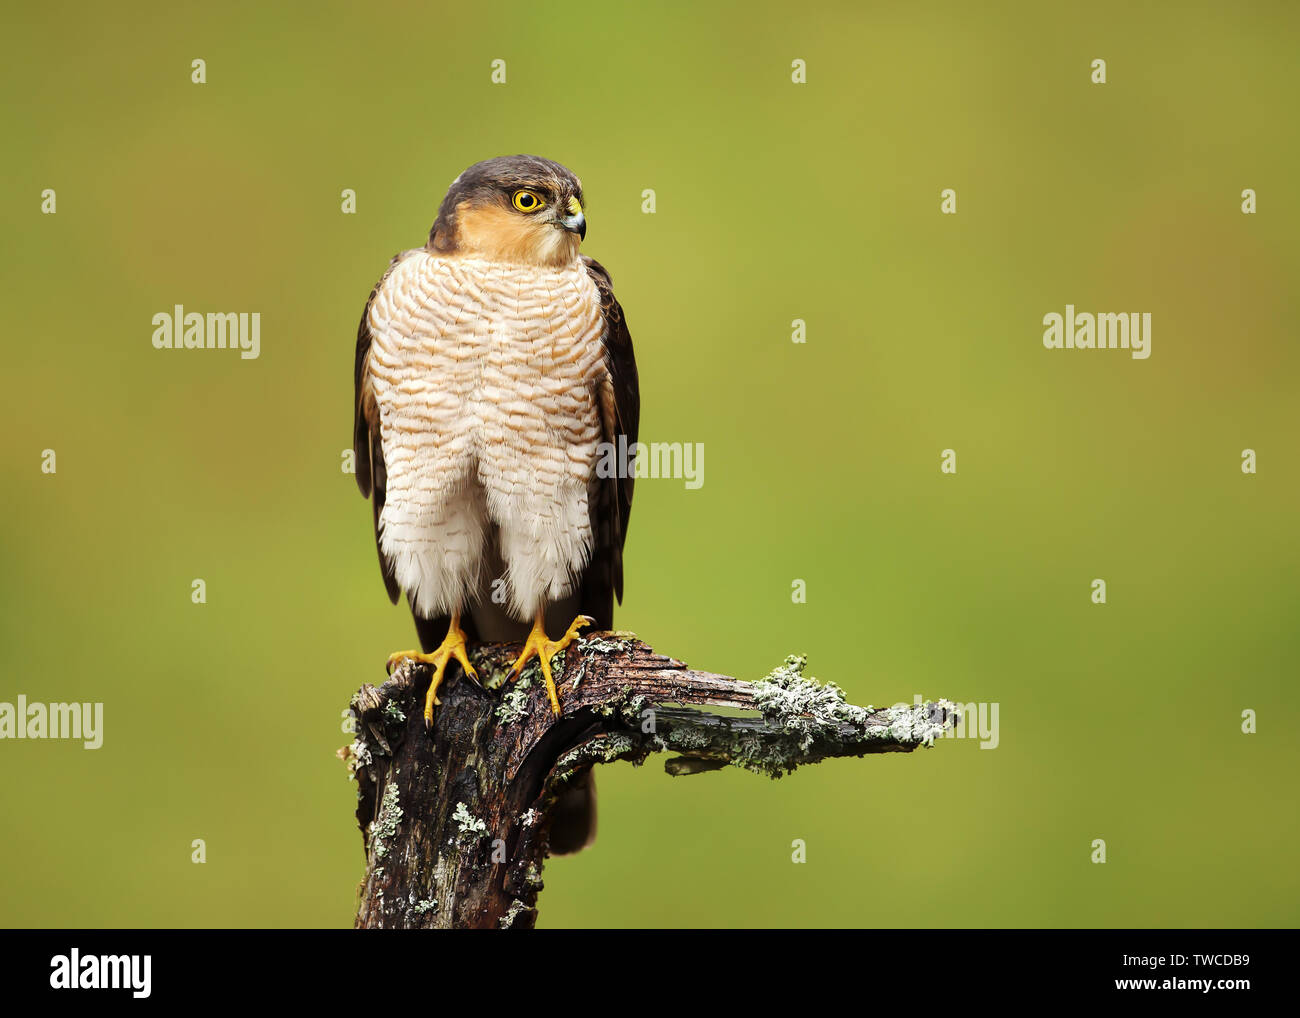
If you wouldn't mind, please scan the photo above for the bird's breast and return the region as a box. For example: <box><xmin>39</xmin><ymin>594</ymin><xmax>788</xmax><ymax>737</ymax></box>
<box><xmin>367</xmin><ymin>251</ymin><xmax>608</xmax><ymax>503</ymax></box>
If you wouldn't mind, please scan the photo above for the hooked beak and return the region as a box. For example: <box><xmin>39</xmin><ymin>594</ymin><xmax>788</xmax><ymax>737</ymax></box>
<box><xmin>559</xmin><ymin>196</ymin><xmax>586</xmax><ymax>240</ymax></box>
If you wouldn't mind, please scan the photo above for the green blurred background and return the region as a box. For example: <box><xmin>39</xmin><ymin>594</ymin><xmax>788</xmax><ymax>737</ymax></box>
<box><xmin>2</xmin><ymin>0</ymin><xmax>1297</xmax><ymax>928</ymax></box>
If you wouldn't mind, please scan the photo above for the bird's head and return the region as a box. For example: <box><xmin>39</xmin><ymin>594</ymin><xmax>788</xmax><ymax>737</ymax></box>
<box><xmin>428</xmin><ymin>155</ymin><xmax>587</xmax><ymax>267</ymax></box>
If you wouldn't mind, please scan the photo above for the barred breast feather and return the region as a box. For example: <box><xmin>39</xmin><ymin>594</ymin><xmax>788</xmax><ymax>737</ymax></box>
<box><xmin>363</xmin><ymin>252</ymin><xmax>609</xmax><ymax>620</ymax></box>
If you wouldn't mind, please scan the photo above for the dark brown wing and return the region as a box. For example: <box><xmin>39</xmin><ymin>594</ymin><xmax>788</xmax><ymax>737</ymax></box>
<box><xmin>354</xmin><ymin>255</ymin><xmax>403</xmax><ymax>606</ymax></box>
<box><xmin>578</xmin><ymin>255</ymin><xmax>640</xmax><ymax>629</ymax></box>
<box><xmin>553</xmin><ymin>256</ymin><xmax>636</xmax><ymax>856</ymax></box>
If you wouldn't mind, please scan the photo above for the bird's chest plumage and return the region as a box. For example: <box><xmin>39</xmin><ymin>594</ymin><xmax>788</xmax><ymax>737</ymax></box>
<box><xmin>368</xmin><ymin>251</ymin><xmax>607</xmax><ymax>489</ymax></box>
<box><xmin>366</xmin><ymin>251</ymin><xmax>608</xmax><ymax>617</ymax></box>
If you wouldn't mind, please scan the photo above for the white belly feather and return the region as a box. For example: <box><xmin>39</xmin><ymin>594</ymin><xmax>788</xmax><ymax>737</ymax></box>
<box><xmin>366</xmin><ymin>251</ymin><xmax>607</xmax><ymax>620</ymax></box>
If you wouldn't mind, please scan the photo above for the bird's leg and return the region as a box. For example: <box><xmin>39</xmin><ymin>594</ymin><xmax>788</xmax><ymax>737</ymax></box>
<box><xmin>386</xmin><ymin>611</ymin><xmax>478</xmax><ymax>728</ymax></box>
<box><xmin>506</xmin><ymin>612</ymin><xmax>594</xmax><ymax>716</ymax></box>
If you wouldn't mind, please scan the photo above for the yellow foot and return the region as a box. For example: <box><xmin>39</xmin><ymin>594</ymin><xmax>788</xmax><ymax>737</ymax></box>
<box><xmin>386</xmin><ymin>618</ymin><xmax>478</xmax><ymax>729</ymax></box>
<box><xmin>507</xmin><ymin>614</ymin><xmax>594</xmax><ymax>716</ymax></box>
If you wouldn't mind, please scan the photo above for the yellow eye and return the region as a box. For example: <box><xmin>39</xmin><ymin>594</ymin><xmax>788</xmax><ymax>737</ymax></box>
<box><xmin>512</xmin><ymin>189</ymin><xmax>544</xmax><ymax>212</ymax></box>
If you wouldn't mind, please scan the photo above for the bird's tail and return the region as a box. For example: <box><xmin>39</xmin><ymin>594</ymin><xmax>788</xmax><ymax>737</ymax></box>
<box><xmin>549</xmin><ymin>770</ymin><xmax>597</xmax><ymax>854</ymax></box>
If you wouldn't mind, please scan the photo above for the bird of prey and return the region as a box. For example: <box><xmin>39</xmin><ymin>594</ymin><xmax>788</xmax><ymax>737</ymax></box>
<box><xmin>352</xmin><ymin>156</ymin><xmax>638</xmax><ymax>849</ymax></box>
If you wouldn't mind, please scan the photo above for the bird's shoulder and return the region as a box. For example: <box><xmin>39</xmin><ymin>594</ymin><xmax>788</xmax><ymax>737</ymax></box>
<box><xmin>581</xmin><ymin>254</ymin><xmax>616</xmax><ymax>303</ymax></box>
<box><xmin>366</xmin><ymin>248</ymin><xmax>438</xmax><ymax>321</ymax></box>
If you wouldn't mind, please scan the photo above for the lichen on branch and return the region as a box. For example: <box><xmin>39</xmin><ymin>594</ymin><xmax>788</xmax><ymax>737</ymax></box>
<box><xmin>342</xmin><ymin>633</ymin><xmax>957</xmax><ymax>929</ymax></box>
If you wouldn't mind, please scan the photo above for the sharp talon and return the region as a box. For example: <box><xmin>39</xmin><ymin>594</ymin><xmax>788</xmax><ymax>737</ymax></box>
<box><xmin>502</xmin><ymin>613</ymin><xmax>591</xmax><ymax>722</ymax></box>
<box><xmin>388</xmin><ymin>617</ymin><xmax>474</xmax><ymax>733</ymax></box>
<box><xmin>457</xmin><ymin>653</ymin><xmax>480</xmax><ymax>683</ymax></box>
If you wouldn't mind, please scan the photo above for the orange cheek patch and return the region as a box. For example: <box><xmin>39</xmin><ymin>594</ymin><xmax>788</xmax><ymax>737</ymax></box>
<box><xmin>455</xmin><ymin>203</ymin><xmax>577</xmax><ymax>266</ymax></box>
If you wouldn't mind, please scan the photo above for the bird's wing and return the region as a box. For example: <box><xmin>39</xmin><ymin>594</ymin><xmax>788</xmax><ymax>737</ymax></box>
<box><xmin>353</xmin><ymin>253</ymin><xmax>406</xmax><ymax>606</ymax></box>
<box><xmin>579</xmin><ymin>255</ymin><xmax>640</xmax><ymax>628</ymax></box>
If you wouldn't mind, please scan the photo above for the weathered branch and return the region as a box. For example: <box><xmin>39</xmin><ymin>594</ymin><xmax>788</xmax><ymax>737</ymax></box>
<box><xmin>339</xmin><ymin>633</ymin><xmax>957</xmax><ymax>929</ymax></box>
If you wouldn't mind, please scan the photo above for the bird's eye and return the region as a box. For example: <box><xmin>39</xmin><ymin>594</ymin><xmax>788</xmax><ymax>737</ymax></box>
<box><xmin>512</xmin><ymin>189</ymin><xmax>544</xmax><ymax>212</ymax></box>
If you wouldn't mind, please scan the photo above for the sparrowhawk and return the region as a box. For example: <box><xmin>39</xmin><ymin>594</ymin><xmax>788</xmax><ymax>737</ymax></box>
<box><xmin>352</xmin><ymin>155</ymin><xmax>639</xmax><ymax>852</ymax></box>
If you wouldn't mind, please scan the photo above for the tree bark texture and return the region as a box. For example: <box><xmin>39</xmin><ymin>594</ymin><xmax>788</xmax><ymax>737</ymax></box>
<box><xmin>340</xmin><ymin>634</ymin><xmax>957</xmax><ymax>929</ymax></box>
